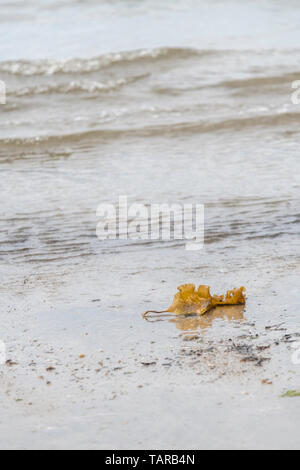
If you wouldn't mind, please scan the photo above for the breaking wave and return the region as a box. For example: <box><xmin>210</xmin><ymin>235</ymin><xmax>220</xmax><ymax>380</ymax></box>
<box><xmin>0</xmin><ymin>47</ymin><xmax>215</xmax><ymax>76</ymax></box>
<box><xmin>7</xmin><ymin>74</ymin><xmax>148</xmax><ymax>97</ymax></box>
<box><xmin>1</xmin><ymin>111</ymin><xmax>300</xmax><ymax>152</ymax></box>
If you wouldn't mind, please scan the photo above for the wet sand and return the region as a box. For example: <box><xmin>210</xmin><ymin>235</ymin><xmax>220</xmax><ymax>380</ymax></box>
<box><xmin>0</xmin><ymin>251</ymin><xmax>299</xmax><ymax>450</ymax></box>
<box><xmin>1</xmin><ymin>0</ymin><xmax>300</xmax><ymax>450</ymax></box>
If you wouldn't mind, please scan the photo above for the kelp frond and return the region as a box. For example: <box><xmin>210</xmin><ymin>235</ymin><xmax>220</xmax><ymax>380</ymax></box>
<box><xmin>143</xmin><ymin>284</ymin><xmax>246</xmax><ymax>317</ymax></box>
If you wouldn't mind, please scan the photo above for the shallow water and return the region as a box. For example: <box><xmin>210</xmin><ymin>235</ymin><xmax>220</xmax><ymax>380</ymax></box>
<box><xmin>0</xmin><ymin>0</ymin><xmax>300</xmax><ymax>450</ymax></box>
<box><xmin>1</xmin><ymin>1</ymin><xmax>300</xmax><ymax>269</ymax></box>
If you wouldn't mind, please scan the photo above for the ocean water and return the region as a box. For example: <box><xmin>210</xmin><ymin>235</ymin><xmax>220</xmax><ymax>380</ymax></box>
<box><xmin>1</xmin><ymin>0</ymin><xmax>300</xmax><ymax>270</ymax></box>
<box><xmin>0</xmin><ymin>0</ymin><xmax>300</xmax><ymax>450</ymax></box>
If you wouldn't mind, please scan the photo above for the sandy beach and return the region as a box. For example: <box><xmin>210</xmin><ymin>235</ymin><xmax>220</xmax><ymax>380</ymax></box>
<box><xmin>1</xmin><ymin>247</ymin><xmax>300</xmax><ymax>449</ymax></box>
<box><xmin>0</xmin><ymin>0</ymin><xmax>300</xmax><ymax>450</ymax></box>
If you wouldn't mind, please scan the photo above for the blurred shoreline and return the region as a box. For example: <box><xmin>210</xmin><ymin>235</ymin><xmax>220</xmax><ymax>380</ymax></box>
<box><xmin>0</xmin><ymin>0</ymin><xmax>300</xmax><ymax>450</ymax></box>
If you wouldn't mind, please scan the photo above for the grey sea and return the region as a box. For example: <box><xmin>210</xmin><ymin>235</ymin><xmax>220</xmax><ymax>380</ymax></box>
<box><xmin>0</xmin><ymin>0</ymin><xmax>299</xmax><ymax>450</ymax></box>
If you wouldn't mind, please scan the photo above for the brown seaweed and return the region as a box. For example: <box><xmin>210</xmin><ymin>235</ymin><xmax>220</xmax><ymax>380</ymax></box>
<box><xmin>143</xmin><ymin>284</ymin><xmax>246</xmax><ymax>317</ymax></box>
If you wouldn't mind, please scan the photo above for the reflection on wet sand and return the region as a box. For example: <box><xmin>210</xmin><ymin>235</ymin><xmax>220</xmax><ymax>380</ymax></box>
<box><xmin>170</xmin><ymin>305</ymin><xmax>246</xmax><ymax>332</ymax></box>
